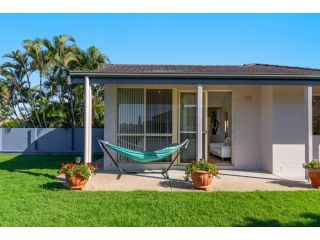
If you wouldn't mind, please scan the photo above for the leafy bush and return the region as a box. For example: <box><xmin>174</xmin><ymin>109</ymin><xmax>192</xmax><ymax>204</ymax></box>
<box><xmin>0</xmin><ymin>120</ymin><xmax>20</xmax><ymax>128</ymax></box>
<box><xmin>185</xmin><ymin>160</ymin><xmax>219</xmax><ymax>181</ymax></box>
<box><xmin>303</xmin><ymin>160</ymin><xmax>320</xmax><ymax>170</ymax></box>
<box><xmin>58</xmin><ymin>161</ymin><xmax>96</xmax><ymax>180</ymax></box>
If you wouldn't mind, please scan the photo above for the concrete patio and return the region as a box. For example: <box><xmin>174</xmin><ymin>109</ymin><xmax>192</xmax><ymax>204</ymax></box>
<box><xmin>59</xmin><ymin>169</ymin><xmax>314</xmax><ymax>192</ymax></box>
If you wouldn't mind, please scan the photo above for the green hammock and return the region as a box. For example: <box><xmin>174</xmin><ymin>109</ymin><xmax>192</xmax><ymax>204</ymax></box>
<box><xmin>99</xmin><ymin>139</ymin><xmax>189</xmax><ymax>163</ymax></box>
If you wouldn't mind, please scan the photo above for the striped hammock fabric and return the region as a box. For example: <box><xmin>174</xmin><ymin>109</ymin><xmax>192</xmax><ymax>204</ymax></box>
<box><xmin>99</xmin><ymin>139</ymin><xmax>189</xmax><ymax>163</ymax></box>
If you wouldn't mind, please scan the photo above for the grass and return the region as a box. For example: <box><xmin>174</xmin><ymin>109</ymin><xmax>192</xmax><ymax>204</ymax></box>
<box><xmin>0</xmin><ymin>154</ymin><xmax>320</xmax><ymax>226</ymax></box>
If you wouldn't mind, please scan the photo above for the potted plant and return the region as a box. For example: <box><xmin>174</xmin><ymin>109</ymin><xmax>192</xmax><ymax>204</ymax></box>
<box><xmin>185</xmin><ymin>160</ymin><xmax>219</xmax><ymax>190</ymax></box>
<box><xmin>58</xmin><ymin>161</ymin><xmax>96</xmax><ymax>190</ymax></box>
<box><xmin>303</xmin><ymin>160</ymin><xmax>320</xmax><ymax>188</ymax></box>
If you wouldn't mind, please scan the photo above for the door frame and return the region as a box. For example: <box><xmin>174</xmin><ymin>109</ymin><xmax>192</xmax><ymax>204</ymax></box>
<box><xmin>206</xmin><ymin>90</ymin><xmax>234</xmax><ymax>165</ymax></box>
<box><xmin>177</xmin><ymin>89</ymin><xmax>234</xmax><ymax>165</ymax></box>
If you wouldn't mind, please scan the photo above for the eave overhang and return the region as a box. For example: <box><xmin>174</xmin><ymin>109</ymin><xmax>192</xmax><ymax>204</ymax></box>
<box><xmin>68</xmin><ymin>72</ymin><xmax>320</xmax><ymax>86</ymax></box>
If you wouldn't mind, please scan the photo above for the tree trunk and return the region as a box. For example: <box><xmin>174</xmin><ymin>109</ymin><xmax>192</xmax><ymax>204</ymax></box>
<box><xmin>39</xmin><ymin>73</ymin><xmax>47</xmax><ymax>127</ymax></box>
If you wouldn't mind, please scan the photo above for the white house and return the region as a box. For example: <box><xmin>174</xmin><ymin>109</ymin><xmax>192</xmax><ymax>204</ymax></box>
<box><xmin>68</xmin><ymin>63</ymin><xmax>320</xmax><ymax>179</ymax></box>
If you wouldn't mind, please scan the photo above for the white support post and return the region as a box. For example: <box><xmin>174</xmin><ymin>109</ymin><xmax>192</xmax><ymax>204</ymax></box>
<box><xmin>89</xmin><ymin>80</ymin><xmax>92</xmax><ymax>162</ymax></box>
<box><xmin>305</xmin><ymin>86</ymin><xmax>313</xmax><ymax>178</ymax></box>
<box><xmin>197</xmin><ymin>84</ymin><xmax>203</xmax><ymax>161</ymax></box>
<box><xmin>84</xmin><ymin>76</ymin><xmax>92</xmax><ymax>163</ymax></box>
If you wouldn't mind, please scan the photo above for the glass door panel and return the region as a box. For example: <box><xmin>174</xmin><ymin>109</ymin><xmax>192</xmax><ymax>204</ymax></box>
<box><xmin>202</xmin><ymin>91</ymin><xmax>208</xmax><ymax>161</ymax></box>
<box><xmin>180</xmin><ymin>92</ymin><xmax>197</xmax><ymax>132</ymax></box>
<box><xmin>179</xmin><ymin>92</ymin><xmax>197</xmax><ymax>163</ymax></box>
<box><xmin>180</xmin><ymin>133</ymin><xmax>196</xmax><ymax>163</ymax></box>
<box><xmin>179</xmin><ymin>91</ymin><xmax>207</xmax><ymax>163</ymax></box>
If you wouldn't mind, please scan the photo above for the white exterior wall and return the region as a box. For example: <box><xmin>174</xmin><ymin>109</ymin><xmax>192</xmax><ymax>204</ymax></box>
<box><xmin>260</xmin><ymin>86</ymin><xmax>307</xmax><ymax>178</ymax></box>
<box><xmin>232</xmin><ymin>86</ymin><xmax>261</xmax><ymax>169</ymax></box>
<box><xmin>104</xmin><ymin>84</ymin><xmax>118</xmax><ymax>171</ymax></box>
<box><xmin>260</xmin><ymin>86</ymin><xmax>273</xmax><ymax>173</ymax></box>
<box><xmin>103</xmin><ymin>84</ymin><xmax>309</xmax><ymax>177</ymax></box>
<box><xmin>272</xmin><ymin>86</ymin><xmax>306</xmax><ymax>178</ymax></box>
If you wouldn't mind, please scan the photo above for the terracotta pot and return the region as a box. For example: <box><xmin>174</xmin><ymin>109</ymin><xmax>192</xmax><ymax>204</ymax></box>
<box><xmin>66</xmin><ymin>176</ymin><xmax>88</xmax><ymax>190</ymax></box>
<box><xmin>308</xmin><ymin>169</ymin><xmax>320</xmax><ymax>188</ymax></box>
<box><xmin>191</xmin><ymin>171</ymin><xmax>213</xmax><ymax>191</ymax></box>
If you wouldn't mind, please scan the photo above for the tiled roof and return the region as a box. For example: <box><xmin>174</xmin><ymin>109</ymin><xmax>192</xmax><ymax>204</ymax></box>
<box><xmin>75</xmin><ymin>63</ymin><xmax>320</xmax><ymax>76</ymax></box>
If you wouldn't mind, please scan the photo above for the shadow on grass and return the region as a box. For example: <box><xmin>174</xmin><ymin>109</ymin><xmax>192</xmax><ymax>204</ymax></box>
<box><xmin>0</xmin><ymin>154</ymin><xmax>77</xmax><ymax>170</ymax></box>
<box><xmin>241</xmin><ymin>213</ymin><xmax>320</xmax><ymax>227</ymax></box>
<box><xmin>0</xmin><ymin>154</ymin><xmax>78</xmax><ymax>181</ymax></box>
<box><xmin>41</xmin><ymin>181</ymin><xmax>66</xmax><ymax>191</ymax></box>
<box><xmin>0</xmin><ymin>154</ymin><xmax>102</xmax><ymax>191</ymax></box>
<box><xmin>0</xmin><ymin>154</ymin><xmax>102</xmax><ymax>173</ymax></box>
<box><xmin>16</xmin><ymin>170</ymin><xmax>57</xmax><ymax>179</ymax></box>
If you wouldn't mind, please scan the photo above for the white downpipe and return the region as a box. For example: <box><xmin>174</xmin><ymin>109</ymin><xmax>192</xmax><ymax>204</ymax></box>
<box><xmin>197</xmin><ymin>84</ymin><xmax>203</xmax><ymax>161</ymax></box>
<box><xmin>84</xmin><ymin>76</ymin><xmax>92</xmax><ymax>163</ymax></box>
<box><xmin>304</xmin><ymin>86</ymin><xmax>312</xmax><ymax>178</ymax></box>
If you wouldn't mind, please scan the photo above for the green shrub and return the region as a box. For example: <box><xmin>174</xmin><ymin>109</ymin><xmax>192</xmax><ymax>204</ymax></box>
<box><xmin>303</xmin><ymin>160</ymin><xmax>320</xmax><ymax>170</ymax></box>
<box><xmin>185</xmin><ymin>160</ymin><xmax>219</xmax><ymax>181</ymax></box>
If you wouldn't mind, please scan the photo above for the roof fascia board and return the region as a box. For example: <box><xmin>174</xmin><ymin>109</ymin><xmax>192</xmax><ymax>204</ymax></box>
<box><xmin>69</xmin><ymin>72</ymin><xmax>320</xmax><ymax>80</ymax></box>
<box><xmin>69</xmin><ymin>77</ymin><xmax>320</xmax><ymax>86</ymax></box>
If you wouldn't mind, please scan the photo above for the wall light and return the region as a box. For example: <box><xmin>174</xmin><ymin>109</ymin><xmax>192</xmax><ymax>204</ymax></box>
<box><xmin>245</xmin><ymin>96</ymin><xmax>252</xmax><ymax>102</ymax></box>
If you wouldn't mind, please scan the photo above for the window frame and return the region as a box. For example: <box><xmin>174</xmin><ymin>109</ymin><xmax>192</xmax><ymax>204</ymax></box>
<box><xmin>312</xmin><ymin>94</ymin><xmax>320</xmax><ymax>135</ymax></box>
<box><xmin>117</xmin><ymin>87</ymin><xmax>174</xmax><ymax>161</ymax></box>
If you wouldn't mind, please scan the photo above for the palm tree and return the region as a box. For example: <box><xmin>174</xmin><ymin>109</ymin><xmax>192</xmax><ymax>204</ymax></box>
<box><xmin>0</xmin><ymin>63</ymin><xmax>33</xmax><ymax>126</ymax></box>
<box><xmin>74</xmin><ymin>46</ymin><xmax>109</xmax><ymax>127</ymax></box>
<box><xmin>76</xmin><ymin>46</ymin><xmax>110</xmax><ymax>70</ymax></box>
<box><xmin>2</xmin><ymin>50</ymin><xmax>43</xmax><ymax>127</ymax></box>
<box><xmin>0</xmin><ymin>35</ymin><xmax>109</xmax><ymax>128</ymax></box>
<box><xmin>23</xmin><ymin>39</ymin><xmax>50</xmax><ymax>127</ymax></box>
<box><xmin>41</xmin><ymin>35</ymin><xmax>79</xmax><ymax>127</ymax></box>
<box><xmin>0</xmin><ymin>81</ymin><xmax>11</xmax><ymax>124</ymax></box>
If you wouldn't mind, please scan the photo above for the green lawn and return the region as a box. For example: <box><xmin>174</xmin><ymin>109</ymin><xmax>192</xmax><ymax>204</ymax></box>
<box><xmin>0</xmin><ymin>154</ymin><xmax>320</xmax><ymax>227</ymax></box>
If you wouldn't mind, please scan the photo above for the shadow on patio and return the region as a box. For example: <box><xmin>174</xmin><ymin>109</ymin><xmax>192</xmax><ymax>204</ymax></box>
<box><xmin>77</xmin><ymin>169</ymin><xmax>315</xmax><ymax>192</ymax></box>
<box><xmin>266</xmin><ymin>179</ymin><xmax>313</xmax><ymax>189</ymax></box>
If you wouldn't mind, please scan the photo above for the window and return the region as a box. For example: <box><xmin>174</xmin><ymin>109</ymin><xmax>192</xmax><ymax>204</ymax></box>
<box><xmin>118</xmin><ymin>88</ymin><xmax>144</xmax><ymax>134</ymax></box>
<box><xmin>117</xmin><ymin>88</ymin><xmax>173</xmax><ymax>162</ymax></box>
<box><xmin>146</xmin><ymin>89</ymin><xmax>172</xmax><ymax>134</ymax></box>
<box><xmin>313</xmin><ymin>96</ymin><xmax>320</xmax><ymax>135</ymax></box>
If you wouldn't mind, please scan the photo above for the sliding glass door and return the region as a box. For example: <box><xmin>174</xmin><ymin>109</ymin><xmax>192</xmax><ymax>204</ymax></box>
<box><xmin>117</xmin><ymin>88</ymin><xmax>173</xmax><ymax>163</ymax></box>
<box><xmin>179</xmin><ymin>92</ymin><xmax>197</xmax><ymax>163</ymax></box>
<box><xmin>179</xmin><ymin>91</ymin><xmax>207</xmax><ymax>163</ymax></box>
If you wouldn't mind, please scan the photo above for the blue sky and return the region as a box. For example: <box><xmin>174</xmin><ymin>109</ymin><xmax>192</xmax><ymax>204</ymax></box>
<box><xmin>0</xmin><ymin>14</ymin><xmax>319</xmax><ymax>69</ymax></box>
